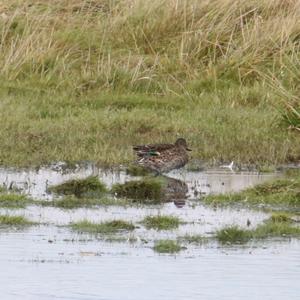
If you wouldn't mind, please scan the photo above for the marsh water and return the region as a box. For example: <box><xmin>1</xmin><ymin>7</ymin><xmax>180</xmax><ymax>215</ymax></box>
<box><xmin>0</xmin><ymin>163</ymin><xmax>300</xmax><ymax>300</ymax></box>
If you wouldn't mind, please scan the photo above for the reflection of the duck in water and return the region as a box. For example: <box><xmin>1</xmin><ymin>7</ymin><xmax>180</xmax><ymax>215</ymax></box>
<box><xmin>162</xmin><ymin>175</ymin><xmax>188</xmax><ymax>208</ymax></box>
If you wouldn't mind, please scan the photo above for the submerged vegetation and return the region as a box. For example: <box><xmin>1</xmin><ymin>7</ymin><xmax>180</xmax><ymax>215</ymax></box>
<box><xmin>204</xmin><ymin>170</ymin><xmax>300</xmax><ymax>208</ymax></box>
<box><xmin>48</xmin><ymin>176</ymin><xmax>106</xmax><ymax>198</ymax></box>
<box><xmin>0</xmin><ymin>193</ymin><xmax>31</xmax><ymax>209</ymax></box>
<box><xmin>0</xmin><ymin>215</ymin><xmax>33</xmax><ymax>226</ymax></box>
<box><xmin>153</xmin><ymin>240</ymin><xmax>184</xmax><ymax>254</ymax></box>
<box><xmin>47</xmin><ymin>196</ymin><xmax>124</xmax><ymax>209</ymax></box>
<box><xmin>0</xmin><ymin>0</ymin><xmax>299</xmax><ymax>166</ymax></box>
<box><xmin>47</xmin><ymin>196</ymin><xmax>126</xmax><ymax>209</ymax></box>
<box><xmin>142</xmin><ymin>215</ymin><xmax>181</xmax><ymax>230</ymax></box>
<box><xmin>71</xmin><ymin>220</ymin><xmax>135</xmax><ymax>234</ymax></box>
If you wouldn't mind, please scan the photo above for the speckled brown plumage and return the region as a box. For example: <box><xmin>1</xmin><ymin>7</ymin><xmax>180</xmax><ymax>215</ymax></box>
<box><xmin>133</xmin><ymin>138</ymin><xmax>191</xmax><ymax>174</ymax></box>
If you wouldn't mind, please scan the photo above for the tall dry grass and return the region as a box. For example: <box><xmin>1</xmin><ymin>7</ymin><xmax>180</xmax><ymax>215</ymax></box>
<box><xmin>0</xmin><ymin>0</ymin><xmax>299</xmax><ymax>166</ymax></box>
<box><xmin>0</xmin><ymin>0</ymin><xmax>299</xmax><ymax>96</ymax></box>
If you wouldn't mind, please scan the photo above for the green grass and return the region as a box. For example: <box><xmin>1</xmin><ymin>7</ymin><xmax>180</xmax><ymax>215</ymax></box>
<box><xmin>0</xmin><ymin>193</ymin><xmax>31</xmax><ymax>209</ymax></box>
<box><xmin>46</xmin><ymin>196</ymin><xmax>127</xmax><ymax>209</ymax></box>
<box><xmin>48</xmin><ymin>176</ymin><xmax>107</xmax><ymax>198</ymax></box>
<box><xmin>153</xmin><ymin>240</ymin><xmax>184</xmax><ymax>254</ymax></box>
<box><xmin>142</xmin><ymin>215</ymin><xmax>181</xmax><ymax>230</ymax></box>
<box><xmin>216</xmin><ymin>226</ymin><xmax>252</xmax><ymax>244</ymax></box>
<box><xmin>270</xmin><ymin>212</ymin><xmax>294</xmax><ymax>223</ymax></box>
<box><xmin>126</xmin><ymin>165</ymin><xmax>151</xmax><ymax>176</ymax></box>
<box><xmin>204</xmin><ymin>172</ymin><xmax>300</xmax><ymax>208</ymax></box>
<box><xmin>0</xmin><ymin>1</ymin><xmax>300</xmax><ymax>167</ymax></box>
<box><xmin>111</xmin><ymin>177</ymin><xmax>166</xmax><ymax>203</ymax></box>
<box><xmin>254</xmin><ymin>221</ymin><xmax>300</xmax><ymax>239</ymax></box>
<box><xmin>0</xmin><ymin>215</ymin><xmax>33</xmax><ymax>226</ymax></box>
<box><xmin>216</xmin><ymin>216</ymin><xmax>300</xmax><ymax>244</ymax></box>
<box><xmin>71</xmin><ymin>220</ymin><xmax>135</xmax><ymax>234</ymax></box>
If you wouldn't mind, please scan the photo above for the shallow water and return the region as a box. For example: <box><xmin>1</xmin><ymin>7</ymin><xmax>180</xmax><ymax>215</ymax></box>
<box><xmin>1</xmin><ymin>226</ymin><xmax>300</xmax><ymax>300</ymax></box>
<box><xmin>0</xmin><ymin>163</ymin><xmax>299</xmax><ymax>300</ymax></box>
<box><xmin>0</xmin><ymin>162</ymin><xmax>279</xmax><ymax>199</ymax></box>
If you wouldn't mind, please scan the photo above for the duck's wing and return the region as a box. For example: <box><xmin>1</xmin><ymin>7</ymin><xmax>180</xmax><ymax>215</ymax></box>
<box><xmin>133</xmin><ymin>143</ymin><xmax>174</xmax><ymax>157</ymax></box>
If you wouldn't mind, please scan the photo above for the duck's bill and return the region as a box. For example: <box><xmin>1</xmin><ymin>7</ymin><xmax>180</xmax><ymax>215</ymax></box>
<box><xmin>186</xmin><ymin>148</ymin><xmax>192</xmax><ymax>151</ymax></box>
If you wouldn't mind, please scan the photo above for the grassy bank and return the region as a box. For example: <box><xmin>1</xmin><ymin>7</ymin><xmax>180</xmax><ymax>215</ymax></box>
<box><xmin>204</xmin><ymin>170</ymin><xmax>300</xmax><ymax>208</ymax></box>
<box><xmin>0</xmin><ymin>0</ymin><xmax>300</xmax><ymax>166</ymax></box>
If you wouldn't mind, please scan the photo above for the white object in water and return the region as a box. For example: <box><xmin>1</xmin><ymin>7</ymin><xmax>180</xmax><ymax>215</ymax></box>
<box><xmin>220</xmin><ymin>161</ymin><xmax>234</xmax><ymax>171</ymax></box>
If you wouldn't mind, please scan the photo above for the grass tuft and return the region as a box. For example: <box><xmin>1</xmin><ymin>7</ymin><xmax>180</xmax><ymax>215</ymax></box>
<box><xmin>216</xmin><ymin>226</ymin><xmax>252</xmax><ymax>244</ymax></box>
<box><xmin>0</xmin><ymin>193</ymin><xmax>31</xmax><ymax>208</ymax></box>
<box><xmin>111</xmin><ymin>177</ymin><xmax>165</xmax><ymax>203</ymax></box>
<box><xmin>71</xmin><ymin>220</ymin><xmax>135</xmax><ymax>234</ymax></box>
<box><xmin>48</xmin><ymin>176</ymin><xmax>107</xmax><ymax>198</ymax></box>
<box><xmin>0</xmin><ymin>215</ymin><xmax>33</xmax><ymax>226</ymax></box>
<box><xmin>269</xmin><ymin>213</ymin><xmax>294</xmax><ymax>223</ymax></box>
<box><xmin>142</xmin><ymin>215</ymin><xmax>181</xmax><ymax>230</ymax></box>
<box><xmin>48</xmin><ymin>196</ymin><xmax>126</xmax><ymax>209</ymax></box>
<box><xmin>153</xmin><ymin>240</ymin><xmax>183</xmax><ymax>254</ymax></box>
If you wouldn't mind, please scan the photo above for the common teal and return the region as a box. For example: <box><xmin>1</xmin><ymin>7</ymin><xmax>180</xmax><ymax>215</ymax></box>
<box><xmin>133</xmin><ymin>138</ymin><xmax>191</xmax><ymax>174</ymax></box>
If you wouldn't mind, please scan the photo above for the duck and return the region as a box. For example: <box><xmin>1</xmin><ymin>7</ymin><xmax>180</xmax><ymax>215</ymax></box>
<box><xmin>133</xmin><ymin>138</ymin><xmax>191</xmax><ymax>174</ymax></box>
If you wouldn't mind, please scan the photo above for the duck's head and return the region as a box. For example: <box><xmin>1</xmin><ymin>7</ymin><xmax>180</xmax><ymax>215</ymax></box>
<box><xmin>175</xmin><ymin>138</ymin><xmax>192</xmax><ymax>151</ymax></box>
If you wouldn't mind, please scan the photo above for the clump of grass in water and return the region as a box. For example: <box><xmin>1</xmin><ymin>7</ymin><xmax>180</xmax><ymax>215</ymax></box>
<box><xmin>216</xmin><ymin>226</ymin><xmax>252</xmax><ymax>244</ymax></box>
<box><xmin>48</xmin><ymin>176</ymin><xmax>107</xmax><ymax>198</ymax></box>
<box><xmin>153</xmin><ymin>240</ymin><xmax>184</xmax><ymax>254</ymax></box>
<box><xmin>253</xmin><ymin>216</ymin><xmax>300</xmax><ymax>238</ymax></box>
<box><xmin>111</xmin><ymin>177</ymin><xmax>166</xmax><ymax>203</ymax></box>
<box><xmin>142</xmin><ymin>215</ymin><xmax>181</xmax><ymax>230</ymax></box>
<box><xmin>217</xmin><ymin>217</ymin><xmax>300</xmax><ymax>244</ymax></box>
<box><xmin>48</xmin><ymin>196</ymin><xmax>126</xmax><ymax>209</ymax></box>
<box><xmin>270</xmin><ymin>212</ymin><xmax>294</xmax><ymax>223</ymax></box>
<box><xmin>0</xmin><ymin>215</ymin><xmax>34</xmax><ymax>226</ymax></box>
<box><xmin>71</xmin><ymin>220</ymin><xmax>135</xmax><ymax>234</ymax></box>
<box><xmin>0</xmin><ymin>193</ymin><xmax>31</xmax><ymax>209</ymax></box>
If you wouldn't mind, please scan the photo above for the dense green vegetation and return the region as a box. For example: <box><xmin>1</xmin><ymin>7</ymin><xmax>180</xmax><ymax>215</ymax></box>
<box><xmin>142</xmin><ymin>215</ymin><xmax>181</xmax><ymax>230</ymax></box>
<box><xmin>0</xmin><ymin>0</ymin><xmax>299</xmax><ymax>166</ymax></box>
<box><xmin>153</xmin><ymin>240</ymin><xmax>184</xmax><ymax>253</ymax></box>
<box><xmin>112</xmin><ymin>177</ymin><xmax>166</xmax><ymax>202</ymax></box>
<box><xmin>71</xmin><ymin>219</ymin><xmax>135</xmax><ymax>234</ymax></box>
<box><xmin>48</xmin><ymin>176</ymin><xmax>107</xmax><ymax>198</ymax></box>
